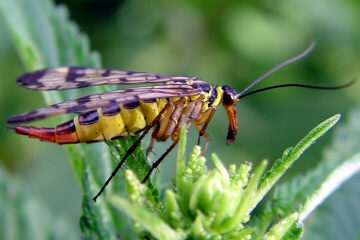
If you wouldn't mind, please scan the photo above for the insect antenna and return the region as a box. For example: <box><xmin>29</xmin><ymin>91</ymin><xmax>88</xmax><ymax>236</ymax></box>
<box><xmin>237</xmin><ymin>79</ymin><xmax>356</xmax><ymax>100</ymax></box>
<box><xmin>236</xmin><ymin>42</ymin><xmax>316</xmax><ymax>98</ymax></box>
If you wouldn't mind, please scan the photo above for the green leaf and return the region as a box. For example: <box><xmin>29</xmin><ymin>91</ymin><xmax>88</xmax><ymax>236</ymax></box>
<box><xmin>257</xmin><ymin>109</ymin><xmax>360</xmax><ymax>239</ymax></box>
<box><xmin>0</xmin><ymin>0</ymin><xmax>151</xmax><ymax>238</ymax></box>
<box><xmin>250</xmin><ymin>114</ymin><xmax>342</xmax><ymax>238</ymax></box>
<box><xmin>108</xmin><ymin>115</ymin><xmax>342</xmax><ymax>239</ymax></box>
<box><xmin>256</xmin><ymin>114</ymin><xmax>341</xmax><ymax>203</ymax></box>
<box><xmin>164</xmin><ymin>190</ymin><xmax>184</xmax><ymax>229</ymax></box>
<box><xmin>262</xmin><ymin>153</ymin><xmax>360</xmax><ymax>227</ymax></box>
<box><xmin>0</xmin><ymin>164</ymin><xmax>79</xmax><ymax>240</ymax></box>
<box><xmin>79</xmin><ymin>170</ymin><xmax>111</xmax><ymax>240</ymax></box>
<box><xmin>299</xmin><ymin>153</ymin><xmax>360</xmax><ymax>221</ymax></box>
<box><xmin>106</xmin><ymin>138</ymin><xmax>161</xmax><ymax>207</ymax></box>
<box><xmin>282</xmin><ymin>224</ymin><xmax>303</xmax><ymax>240</ymax></box>
<box><xmin>0</xmin><ymin>0</ymin><xmax>102</xmax><ymax>185</ymax></box>
<box><xmin>213</xmin><ymin>160</ymin><xmax>268</xmax><ymax>233</ymax></box>
<box><xmin>108</xmin><ymin>194</ymin><xmax>182</xmax><ymax>240</ymax></box>
<box><xmin>263</xmin><ymin>213</ymin><xmax>299</xmax><ymax>240</ymax></box>
<box><xmin>300</xmin><ymin>109</ymin><xmax>360</xmax><ymax>239</ymax></box>
<box><xmin>0</xmin><ymin>0</ymin><xmax>100</xmax><ymax>68</ymax></box>
<box><xmin>303</xmin><ymin>175</ymin><xmax>360</xmax><ymax>240</ymax></box>
<box><xmin>80</xmin><ymin>168</ymin><xmax>138</xmax><ymax>240</ymax></box>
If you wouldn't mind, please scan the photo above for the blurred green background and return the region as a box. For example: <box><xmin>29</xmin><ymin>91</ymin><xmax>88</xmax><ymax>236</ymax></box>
<box><xmin>0</xmin><ymin>0</ymin><xmax>359</xmax><ymax>234</ymax></box>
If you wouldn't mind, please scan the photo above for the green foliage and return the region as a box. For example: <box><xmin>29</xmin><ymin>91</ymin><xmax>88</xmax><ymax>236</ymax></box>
<box><xmin>108</xmin><ymin>115</ymin><xmax>342</xmax><ymax>239</ymax></box>
<box><xmin>0</xmin><ymin>0</ymin><xmax>148</xmax><ymax>239</ymax></box>
<box><xmin>0</xmin><ymin>0</ymin><xmax>102</xmax><ymax>183</ymax></box>
<box><xmin>0</xmin><ymin>164</ymin><xmax>78</xmax><ymax>240</ymax></box>
<box><xmin>301</xmin><ymin>109</ymin><xmax>360</xmax><ymax>239</ymax></box>
<box><xmin>106</xmin><ymin>138</ymin><xmax>160</xmax><ymax>206</ymax></box>
<box><xmin>1</xmin><ymin>0</ymin><xmax>359</xmax><ymax>239</ymax></box>
<box><xmin>257</xmin><ymin>114</ymin><xmax>341</xmax><ymax>207</ymax></box>
<box><xmin>255</xmin><ymin>109</ymin><xmax>360</xmax><ymax>239</ymax></box>
<box><xmin>303</xmin><ymin>175</ymin><xmax>360</xmax><ymax>240</ymax></box>
<box><xmin>262</xmin><ymin>213</ymin><xmax>298</xmax><ymax>240</ymax></box>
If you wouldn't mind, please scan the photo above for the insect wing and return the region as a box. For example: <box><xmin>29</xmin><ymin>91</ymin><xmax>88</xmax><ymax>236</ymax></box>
<box><xmin>7</xmin><ymin>83</ymin><xmax>206</xmax><ymax>124</ymax></box>
<box><xmin>17</xmin><ymin>67</ymin><xmax>197</xmax><ymax>90</ymax></box>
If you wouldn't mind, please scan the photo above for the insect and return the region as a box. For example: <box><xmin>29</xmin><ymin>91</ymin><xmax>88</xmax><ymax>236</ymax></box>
<box><xmin>7</xmin><ymin>43</ymin><xmax>354</xmax><ymax>202</ymax></box>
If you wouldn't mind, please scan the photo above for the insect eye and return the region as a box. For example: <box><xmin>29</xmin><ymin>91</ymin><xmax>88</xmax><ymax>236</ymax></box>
<box><xmin>223</xmin><ymin>90</ymin><xmax>236</xmax><ymax>105</ymax></box>
<box><xmin>222</xmin><ymin>85</ymin><xmax>237</xmax><ymax>96</ymax></box>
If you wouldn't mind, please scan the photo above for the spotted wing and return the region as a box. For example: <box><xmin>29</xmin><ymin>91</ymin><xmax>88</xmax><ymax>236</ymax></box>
<box><xmin>7</xmin><ymin>82</ymin><xmax>208</xmax><ymax>124</ymax></box>
<box><xmin>17</xmin><ymin>67</ymin><xmax>196</xmax><ymax>90</ymax></box>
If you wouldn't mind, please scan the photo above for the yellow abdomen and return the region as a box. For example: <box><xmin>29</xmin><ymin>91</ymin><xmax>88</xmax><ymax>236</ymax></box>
<box><xmin>74</xmin><ymin>99</ymin><xmax>167</xmax><ymax>142</ymax></box>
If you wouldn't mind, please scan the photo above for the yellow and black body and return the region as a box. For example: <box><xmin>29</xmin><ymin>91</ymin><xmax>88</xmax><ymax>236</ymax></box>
<box><xmin>7</xmin><ymin>43</ymin><xmax>354</xmax><ymax>201</ymax></box>
<box><xmin>10</xmin><ymin>78</ymin><xmax>237</xmax><ymax>154</ymax></box>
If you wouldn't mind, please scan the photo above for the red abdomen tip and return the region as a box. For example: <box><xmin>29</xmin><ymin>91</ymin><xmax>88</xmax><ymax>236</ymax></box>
<box><xmin>14</xmin><ymin>126</ymin><xmax>30</xmax><ymax>135</ymax></box>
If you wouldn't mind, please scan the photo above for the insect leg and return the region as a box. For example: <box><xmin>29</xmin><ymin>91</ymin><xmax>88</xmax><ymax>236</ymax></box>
<box><xmin>198</xmin><ymin>107</ymin><xmax>216</xmax><ymax>138</ymax></box>
<box><xmin>146</xmin><ymin>137</ymin><xmax>156</xmax><ymax>158</ymax></box>
<box><xmin>131</xmin><ymin>153</ymin><xmax>138</xmax><ymax>161</ymax></box>
<box><xmin>141</xmin><ymin>140</ymin><xmax>179</xmax><ymax>183</ymax></box>
<box><xmin>195</xmin><ymin>107</ymin><xmax>216</xmax><ymax>146</ymax></box>
<box><xmin>194</xmin><ymin>124</ymin><xmax>211</xmax><ymax>155</ymax></box>
<box><xmin>155</xmin><ymin>102</ymin><xmax>175</xmax><ymax>141</ymax></box>
<box><xmin>170</xmin><ymin>100</ymin><xmax>196</xmax><ymax>141</ymax></box>
<box><xmin>93</xmin><ymin>102</ymin><xmax>170</xmax><ymax>202</ymax></box>
<box><xmin>162</xmin><ymin>98</ymin><xmax>186</xmax><ymax>140</ymax></box>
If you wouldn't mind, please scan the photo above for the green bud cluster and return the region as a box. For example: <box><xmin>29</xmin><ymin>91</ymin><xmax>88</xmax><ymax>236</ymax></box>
<box><xmin>108</xmin><ymin>128</ymin><xmax>294</xmax><ymax>240</ymax></box>
<box><xmin>109</xmin><ymin>115</ymin><xmax>341</xmax><ymax>240</ymax></box>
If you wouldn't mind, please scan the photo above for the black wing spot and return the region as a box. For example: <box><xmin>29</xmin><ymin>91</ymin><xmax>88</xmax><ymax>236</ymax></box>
<box><xmin>76</xmin><ymin>95</ymin><xmax>93</xmax><ymax>104</ymax></box>
<box><xmin>102</xmin><ymin>69</ymin><xmax>111</xmax><ymax>77</ymax></box>
<box><xmin>66</xmin><ymin>105</ymin><xmax>87</xmax><ymax>113</ymax></box>
<box><xmin>126</xmin><ymin>71</ymin><xmax>140</xmax><ymax>76</ymax></box>
<box><xmin>17</xmin><ymin>69</ymin><xmax>47</xmax><ymax>87</ymax></box>
<box><xmin>66</xmin><ymin>67</ymin><xmax>86</xmax><ymax>82</ymax></box>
